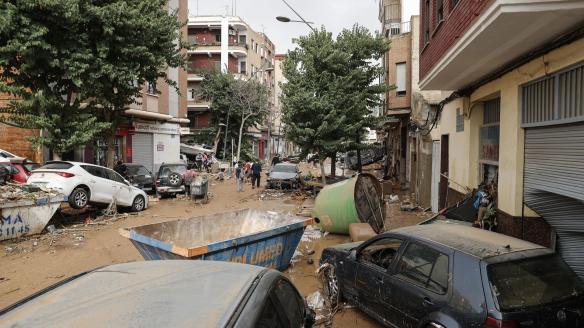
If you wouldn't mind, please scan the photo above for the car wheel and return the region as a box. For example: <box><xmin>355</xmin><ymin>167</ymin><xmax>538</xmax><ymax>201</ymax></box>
<box><xmin>131</xmin><ymin>195</ymin><xmax>146</xmax><ymax>212</ymax></box>
<box><xmin>320</xmin><ymin>262</ymin><xmax>341</xmax><ymax>308</ymax></box>
<box><xmin>69</xmin><ymin>188</ymin><xmax>89</xmax><ymax>209</ymax></box>
<box><xmin>168</xmin><ymin>172</ymin><xmax>183</xmax><ymax>187</ymax></box>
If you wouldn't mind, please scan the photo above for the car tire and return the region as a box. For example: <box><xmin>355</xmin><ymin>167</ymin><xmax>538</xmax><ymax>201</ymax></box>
<box><xmin>131</xmin><ymin>195</ymin><xmax>146</xmax><ymax>212</ymax></box>
<box><xmin>69</xmin><ymin>188</ymin><xmax>89</xmax><ymax>209</ymax></box>
<box><xmin>168</xmin><ymin>172</ymin><xmax>183</xmax><ymax>188</ymax></box>
<box><xmin>320</xmin><ymin>262</ymin><xmax>342</xmax><ymax>308</ymax></box>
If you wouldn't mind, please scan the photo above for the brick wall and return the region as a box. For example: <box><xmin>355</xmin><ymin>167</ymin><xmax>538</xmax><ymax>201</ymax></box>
<box><xmin>419</xmin><ymin>0</ymin><xmax>493</xmax><ymax>81</ymax></box>
<box><xmin>0</xmin><ymin>95</ymin><xmax>42</xmax><ymax>162</ymax></box>
<box><xmin>387</xmin><ymin>33</ymin><xmax>412</xmax><ymax>110</ymax></box>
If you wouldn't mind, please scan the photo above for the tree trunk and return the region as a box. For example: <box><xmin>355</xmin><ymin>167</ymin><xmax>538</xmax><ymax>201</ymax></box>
<box><xmin>212</xmin><ymin>127</ymin><xmax>222</xmax><ymax>155</ymax></box>
<box><xmin>319</xmin><ymin>157</ymin><xmax>327</xmax><ymax>185</ymax></box>
<box><xmin>52</xmin><ymin>151</ymin><xmax>61</xmax><ymax>161</ymax></box>
<box><xmin>106</xmin><ymin>131</ymin><xmax>116</xmax><ymax>168</ymax></box>
<box><xmin>236</xmin><ymin>114</ymin><xmax>249</xmax><ymax>162</ymax></box>
<box><xmin>356</xmin><ymin>148</ymin><xmax>362</xmax><ymax>174</ymax></box>
<box><xmin>330</xmin><ymin>153</ymin><xmax>336</xmax><ymax>177</ymax></box>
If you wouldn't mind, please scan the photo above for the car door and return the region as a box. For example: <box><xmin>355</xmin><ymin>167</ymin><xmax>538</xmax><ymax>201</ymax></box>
<box><xmin>104</xmin><ymin>168</ymin><xmax>134</xmax><ymax>206</ymax></box>
<box><xmin>80</xmin><ymin>165</ymin><xmax>112</xmax><ymax>203</ymax></box>
<box><xmin>384</xmin><ymin>241</ymin><xmax>452</xmax><ymax>328</ymax></box>
<box><xmin>354</xmin><ymin>237</ymin><xmax>404</xmax><ymax>322</ymax></box>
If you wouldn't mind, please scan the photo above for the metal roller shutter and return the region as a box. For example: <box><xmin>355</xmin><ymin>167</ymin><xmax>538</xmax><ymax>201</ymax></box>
<box><xmin>524</xmin><ymin>123</ymin><xmax>584</xmax><ymax>279</ymax></box>
<box><xmin>132</xmin><ymin>133</ymin><xmax>154</xmax><ymax>173</ymax></box>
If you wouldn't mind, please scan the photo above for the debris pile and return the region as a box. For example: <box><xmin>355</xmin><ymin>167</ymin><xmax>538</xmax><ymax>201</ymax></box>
<box><xmin>0</xmin><ymin>184</ymin><xmax>59</xmax><ymax>203</ymax></box>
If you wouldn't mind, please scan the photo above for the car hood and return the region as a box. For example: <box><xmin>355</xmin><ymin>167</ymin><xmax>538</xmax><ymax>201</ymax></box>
<box><xmin>268</xmin><ymin>172</ymin><xmax>298</xmax><ymax>180</ymax></box>
<box><xmin>328</xmin><ymin>241</ymin><xmax>363</xmax><ymax>252</ymax></box>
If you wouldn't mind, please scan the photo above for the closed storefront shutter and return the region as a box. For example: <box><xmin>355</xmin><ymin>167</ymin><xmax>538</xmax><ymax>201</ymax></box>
<box><xmin>524</xmin><ymin>123</ymin><xmax>584</xmax><ymax>279</ymax></box>
<box><xmin>132</xmin><ymin>133</ymin><xmax>154</xmax><ymax>173</ymax></box>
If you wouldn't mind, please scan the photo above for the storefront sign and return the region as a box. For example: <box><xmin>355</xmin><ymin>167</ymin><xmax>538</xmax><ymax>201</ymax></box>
<box><xmin>133</xmin><ymin>121</ymin><xmax>180</xmax><ymax>135</ymax></box>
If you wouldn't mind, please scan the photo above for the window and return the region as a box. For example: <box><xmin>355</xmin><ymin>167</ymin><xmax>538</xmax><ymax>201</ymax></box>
<box><xmin>41</xmin><ymin>162</ymin><xmax>73</xmax><ymax>170</ymax></box>
<box><xmin>105</xmin><ymin>169</ymin><xmax>126</xmax><ymax>183</ymax></box>
<box><xmin>187</xmin><ymin>88</ymin><xmax>195</xmax><ymax>100</ymax></box>
<box><xmin>255</xmin><ymin>298</ymin><xmax>285</xmax><ymax>328</ymax></box>
<box><xmin>396</xmin><ymin>243</ymin><xmax>449</xmax><ymax>294</ymax></box>
<box><xmin>424</xmin><ymin>0</ymin><xmax>430</xmax><ymax>43</ymax></box>
<box><xmin>456</xmin><ymin>108</ymin><xmax>464</xmax><ymax>132</ymax></box>
<box><xmin>436</xmin><ymin>0</ymin><xmax>444</xmax><ymax>24</ymax></box>
<box><xmin>396</xmin><ymin>62</ymin><xmax>406</xmax><ymax>96</ymax></box>
<box><xmin>240</xmin><ymin>61</ymin><xmax>247</xmax><ymax>74</ymax></box>
<box><xmin>480</xmin><ymin>98</ymin><xmax>500</xmax><ymax>185</ymax></box>
<box><xmin>81</xmin><ymin>165</ymin><xmax>107</xmax><ymax>179</ymax></box>
<box><xmin>359</xmin><ymin>238</ymin><xmax>403</xmax><ymax>270</ymax></box>
<box><xmin>215</xmin><ymin>33</ymin><xmax>221</xmax><ymax>43</ymax></box>
<box><xmin>146</xmin><ymin>82</ymin><xmax>157</xmax><ymax>95</ymax></box>
<box><xmin>239</xmin><ymin>34</ymin><xmax>246</xmax><ymax>44</ymax></box>
<box><xmin>273</xmin><ymin>279</ymin><xmax>304</xmax><ymax>327</ymax></box>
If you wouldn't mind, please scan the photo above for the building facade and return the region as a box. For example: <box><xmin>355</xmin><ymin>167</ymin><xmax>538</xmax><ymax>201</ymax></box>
<box><xmin>419</xmin><ymin>0</ymin><xmax>584</xmax><ymax>278</ymax></box>
<box><xmin>185</xmin><ymin>16</ymin><xmax>276</xmax><ymax>161</ymax></box>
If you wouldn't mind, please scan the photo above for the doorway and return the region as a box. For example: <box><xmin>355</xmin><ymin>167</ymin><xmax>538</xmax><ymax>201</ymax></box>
<box><xmin>439</xmin><ymin>135</ymin><xmax>449</xmax><ymax>210</ymax></box>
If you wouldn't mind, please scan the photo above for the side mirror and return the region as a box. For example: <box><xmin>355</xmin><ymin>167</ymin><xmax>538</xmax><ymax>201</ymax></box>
<box><xmin>348</xmin><ymin>249</ymin><xmax>357</xmax><ymax>261</ymax></box>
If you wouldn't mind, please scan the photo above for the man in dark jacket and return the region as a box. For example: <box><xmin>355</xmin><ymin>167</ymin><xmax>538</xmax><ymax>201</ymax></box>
<box><xmin>113</xmin><ymin>160</ymin><xmax>127</xmax><ymax>178</ymax></box>
<box><xmin>251</xmin><ymin>161</ymin><xmax>262</xmax><ymax>189</ymax></box>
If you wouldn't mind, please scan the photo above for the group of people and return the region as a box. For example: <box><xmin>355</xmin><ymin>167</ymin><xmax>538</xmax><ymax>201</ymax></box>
<box><xmin>195</xmin><ymin>152</ymin><xmax>212</xmax><ymax>172</ymax></box>
<box><xmin>234</xmin><ymin>161</ymin><xmax>262</xmax><ymax>192</ymax></box>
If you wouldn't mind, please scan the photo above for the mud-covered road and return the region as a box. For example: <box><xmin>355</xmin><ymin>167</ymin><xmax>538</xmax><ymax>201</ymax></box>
<box><xmin>0</xmin><ymin>170</ymin><xmax>431</xmax><ymax>327</ymax></box>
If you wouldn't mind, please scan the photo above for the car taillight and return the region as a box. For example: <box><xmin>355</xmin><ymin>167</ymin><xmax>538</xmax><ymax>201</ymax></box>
<box><xmin>155</xmin><ymin>179</ymin><xmax>160</xmax><ymax>186</ymax></box>
<box><xmin>482</xmin><ymin>316</ymin><xmax>519</xmax><ymax>328</ymax></box>
<box><xmin>55</xmin><ymin>172</ymin><xmax>75</xmax><ymax>178</ymax></box>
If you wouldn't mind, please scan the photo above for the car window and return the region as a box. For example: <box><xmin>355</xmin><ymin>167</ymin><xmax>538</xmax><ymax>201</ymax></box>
<box><xmin>105</xmin><ymin>168</ymin><xmax>126</xmax><ymax>184</ymax></box>
<box><xmin>396</xmin><ymin>243</ymin><xmax>449</xmax><ymax>294</ymax></box>
<box><xmin>81</xmin><ymin>165</ymin><xmax>107</xmax><ymax>179</ymax></box>
<box><xmin>359</xmin><ymin>238</ymin><xmax>403</xmax><ymax>271</ymax></box>
<box><xmin>23</xmin><ymin>162</ymin><xmax>40</xmax><ymax>172</ymax></box>
<box><xmin>138</xmin><ymin>167</ymin><xmax>150</xmax><ymax>175</ymax></box>
<box><xmin>158</xmin><ymin>165</ymin><xmax>187</xmax><ymax>177</ymax></box>
<box><xmin>272</xmin><ymin>279</ymin><xmax>304</xmax><ymax>327</ymax></box>
<box><xmin>0</xmin><ymin>151</ymin><xmax>14</xmax><ymax>158</ymax></box>
<box><xmin>255</xmin><ymin>297</ymin><xmax>286</xmax><ymax>328</ymax></box>
<box><xmin>273</xmin><ymin>165</ymin><xmax>297</xmax><ymax>173</ymax></box>
<box><xmin>40</xmin><ymin>162</ymin><xmax>73</xmax><ymax>170</ymax></box>
<box><xmin>488</xmin><ymin>255</ymin><xmax>584</xmax><ymax>311</ymax></box>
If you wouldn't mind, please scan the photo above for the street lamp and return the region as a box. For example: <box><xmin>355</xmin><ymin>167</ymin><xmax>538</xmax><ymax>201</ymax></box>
<box><xmin>277</xmin><ymin>0</ymin><xmax>316</xmax><ymax>32</ymax></box>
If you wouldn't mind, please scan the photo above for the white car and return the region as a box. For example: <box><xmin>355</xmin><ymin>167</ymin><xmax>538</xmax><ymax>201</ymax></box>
<box><xmin>27</xmin><ymin>161</ymin><xmax>148</xmax><ymax>211</ymax></box>
<box><xmin>0</xmin><ymin>148</ymin><xmax>17</xmax><ymax>158</ymax></box>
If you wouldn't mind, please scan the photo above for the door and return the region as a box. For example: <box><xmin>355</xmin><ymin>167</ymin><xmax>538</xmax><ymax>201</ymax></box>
<box><xmin>431</xmin><ymin>141</ymin><xmax>441</xmax><ymax>212</ymax></box>
<box><xmin>385</xmin><ymin>242</ymin><xmax>451</xmax><ymax>328</ymax></box>
<box><xmin>354</xmin><ymin>237</ymin><xmax>403</xmax><ymax>322</ymax></box>
<box><xmin>105</xmin><ymin>168</ymin><xmax>134</xmax><ymax>206</ymax></box>
<box><xmin>438</xmin><ymin>135</ymin><xmax>449</xmax><ymax>210</ymax></box>
<box><xmin>524</xmin><ymin>123</ymin><xmax>584</xmax><ymax>279</ymax></box>
<box><xmin>132</xmin><ymin>133</ymin><xmax>154</xmax><ymax>173</ymax></box>
<box><xmin>80</xmin><ymin>165</ymin><xmax>113</xmax><ymax>203</ymax></box>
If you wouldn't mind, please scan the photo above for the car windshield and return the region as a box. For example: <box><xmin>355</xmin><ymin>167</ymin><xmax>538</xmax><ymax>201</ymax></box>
<box><xmin>127</xmin><ymin>166</ymin><xmax>149</xmax><ymax>175</ymax></box>
<box><xmin>23</xmin><ymin>162</ymin><xmax>41</xmax><ymax>172</ymax></box>
<box><xmin>159</xmin><ymin>165</ymin><xmax>187</xmax><ymax>177</ymax></box>
<box><xmin>273</xmin><ymin>165</ymin><xmax>296</xmax><ymax>173</ymax></box>
<box><xmin>40</xmin><ymin>162</ymin><xmax>73</xmax><ymax>170</ymax></box>
<box><xmin>488</xmin><ymin>255</ymin><xmax>584</xmax><ymax>311</ymax></box>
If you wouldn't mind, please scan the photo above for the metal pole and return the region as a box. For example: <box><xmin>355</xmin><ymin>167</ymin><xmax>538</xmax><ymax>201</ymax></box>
<box><xmin>281</xmin><ymin>0</ymin><xmax>316</xmax><ymax>32</ymax></box>
<box><xmin>223</xmin><ymin>109</ymin><xmax>230</xmax><ymax>162</ymax></box>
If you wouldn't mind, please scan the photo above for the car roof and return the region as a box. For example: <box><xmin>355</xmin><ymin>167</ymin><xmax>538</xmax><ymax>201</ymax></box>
<box><xmin>1</xmin><ymin>261</ymin><xmax>265</xmax><ymax>327</ymax></box>
<box><xmin>390</xmin><ymin>224</ymin><xmax>546</xmax><ymax>259</ymax></box>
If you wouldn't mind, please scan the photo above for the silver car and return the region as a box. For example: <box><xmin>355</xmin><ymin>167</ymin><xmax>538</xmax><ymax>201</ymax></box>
<box><xmin>267</xmin><ymin>163</ymin><xmax>301</xmax><ymax>189</ymax></box>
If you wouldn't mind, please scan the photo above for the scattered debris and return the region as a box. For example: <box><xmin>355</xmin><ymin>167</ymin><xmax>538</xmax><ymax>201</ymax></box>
<box><xmin>386</xmin><ymin>194</ymin><xmax>399</xmax><ymax>204</ymax></box>
<box><xmin>46</xmin><ymin>225</ymin><xmax>56</xmax><ymax>234</ymax></box>
<box><xmin>0</xmin><ymin>184</ymin><xmax>59</xmax><ymax>203</ymax></box>
<box><xmin>306</xmin><ymin>291</ymin><xmax>325</xmax><ymax>312</ymax></box>
<box><xmin>400</xmin><ymin>201</ymin><xmax>418</xmax><ymax>212</ymax></box>
<box><xmin>307</xmin><ymin>258</ymin><xmax>314</xmax><ymax>265</ymax></box>
<box><xmin>306</xmin><ymin>249</ymin><xmax>315</xmax><ymax>255</ymax></box>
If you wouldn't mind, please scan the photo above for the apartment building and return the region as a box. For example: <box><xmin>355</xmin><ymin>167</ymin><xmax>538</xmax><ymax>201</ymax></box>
<box><xmin>185</xmin><ymin>16</ymin><xmax>276</xmax><ymax>160</ymax></box>
<box><xmin>419</xmin><ymin>0</ymin><xmax>584</xmax><ymax>278</ymax></box>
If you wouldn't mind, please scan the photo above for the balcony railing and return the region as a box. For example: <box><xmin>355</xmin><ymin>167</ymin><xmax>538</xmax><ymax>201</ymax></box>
<box><xmin>188</xmin><ymin>40</ymin><xmax>248</xmax><ymax>49</ymax></box>
<box><xmin>385</xmin><ymin>21</ymin><xmax>411</xmax><ymax>37</ymax></box>
<box><xmin>382</xmin><ymin>3</ymin><xmax>401</xmax><ymax>24</ymax></box>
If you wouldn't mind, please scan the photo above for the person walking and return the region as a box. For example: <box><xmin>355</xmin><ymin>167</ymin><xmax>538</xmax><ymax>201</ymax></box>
<box><xmin>251</xmin><ymin>161</ymin><xmax>262</xmax><ymax>189</ymax></box>
<box><xmin>235</xmin><ymin>162</ymin><xmax>243</xmax><ymax>192</ymax></box>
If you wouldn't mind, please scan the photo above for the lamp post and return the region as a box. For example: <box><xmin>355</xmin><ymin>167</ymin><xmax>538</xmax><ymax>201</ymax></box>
<box><xmin>277</xmin><ymin>0</ymin><xmax>316</xmax><ymax>32</ymax></box>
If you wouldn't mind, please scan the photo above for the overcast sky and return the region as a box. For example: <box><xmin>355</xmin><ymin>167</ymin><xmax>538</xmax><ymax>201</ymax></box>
<box><xmin>187</xmin><ymin>0</ymin><xmax>420</xmax><ymax>53</ymax></box>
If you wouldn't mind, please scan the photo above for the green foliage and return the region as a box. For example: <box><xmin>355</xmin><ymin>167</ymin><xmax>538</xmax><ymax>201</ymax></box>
<box><xmin>0</xmin><ymin>0</ymin><xmax>186</xmax><ymax>155</ymax></box>
<box><xmin>199</xmin><ymin>70</ymin><xmax>269</xmax><ymax>158</ymax></box>
<box><xmin>281</xmin><ymin>25</ymin><xmax>389</xmax><ymax>161</ymax></box>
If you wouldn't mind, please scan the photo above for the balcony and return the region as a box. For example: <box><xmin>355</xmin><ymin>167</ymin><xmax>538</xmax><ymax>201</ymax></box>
<box><xmin>420</xmin><ymin>0</ymin><xmax>584</xmax><ymax>90</ymax></box>
<box><xmin>187</xmin><ymin>40</ymin><xmax>248</xmax><ymax>57</ymax></box>
<box><xmin>384</xmin><ymin>21</ymin><xmax>410</xmax><ymax>38</ymax></box>
<box><xmin>379</xmin><ymin>3</ymin><xmax>401</xmax><ymax>24</ymax></box>
<box><xmin>187</xmin><ymin>96</ymin><xmax>211</xmax><ymax>112</ymax></box>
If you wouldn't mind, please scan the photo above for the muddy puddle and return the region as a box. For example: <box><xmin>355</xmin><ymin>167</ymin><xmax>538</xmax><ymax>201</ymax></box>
<box><xmin>284</xmin><ymin>226</ymin><xmax>382</xmax><ymax>328</ymax></box>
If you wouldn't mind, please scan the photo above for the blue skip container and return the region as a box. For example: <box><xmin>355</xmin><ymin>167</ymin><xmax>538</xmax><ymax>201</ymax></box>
<box><xmin>120</xmin><ymin>209</ymin><xmax>313</xmax><ymax>271</ymax></box>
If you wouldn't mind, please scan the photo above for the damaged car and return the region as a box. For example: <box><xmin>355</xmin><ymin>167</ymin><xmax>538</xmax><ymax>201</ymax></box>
<box><xmin>0</xmin><ymin>261</ymin><xmax>315</xmax><ymax>328</ymax></box>
<box><xmin>267</xmin><ymin>163</ymin><xmax>300</xmax><ymax>189</ymax></box>
<box><xmin>319</xmin><ymin>224</ymin><xmax>584</xmax><ymax>328</ymax></box>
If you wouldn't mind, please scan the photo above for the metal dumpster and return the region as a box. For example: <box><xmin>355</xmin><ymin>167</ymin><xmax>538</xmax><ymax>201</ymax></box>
<box><xmin>312</xmin><ymin>173</ymin><xmax>385</xmax><ymax>235</ymax></box>
<box><xmin>120</xmin><ymin>209</ymin><xmax>313</xmax><ymax>271</ymax></box>
<box><xmin>0</xmin><ymin>195</ymin><xmax>66</xmax><ymax>241</ymax></box>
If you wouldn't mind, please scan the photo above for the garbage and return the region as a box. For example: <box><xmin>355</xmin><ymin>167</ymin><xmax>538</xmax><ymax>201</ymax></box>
<box><xmin>400</xmin><ymin>201</ymin><xmax>418</xmax><ymax>212</ymax></box>
<box><xmin>0</xmin><ymin>184</ymin><xmax>59</xmax><ymax>203</ymax></box>
<box><xmin>307</xmin><ymin>258</ymin><xmax>314</xmax><ymax>265</ymax></box>
<box><xmin>306</xmin><ymin>249</ymin><xmax>316</xmax><ymax>255</ymax></box>
<box><xmin>387</xmin><ymin>194</ymin><xmax>399</xmax><ymax>204</ymax></box>
<box><xmin>46</xmin><ymin>225</ymin><xmax>56</xmax><ymax>234</ymax></box>
<box><xmin>301</xmin><ymin>225</ymin><xmax>326</xmax><ymax>242</ymax></box>
<box><xmin>306</xmin><ymin>291</ymin><xmax>325</xmax><ymax>311</ymax></box>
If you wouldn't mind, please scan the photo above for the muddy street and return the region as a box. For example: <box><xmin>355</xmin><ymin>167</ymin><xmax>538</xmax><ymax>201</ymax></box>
<box><xmin>0</xmin><ymin>173</ymin><xmax>430</xmax><ymax>327</ymax></box>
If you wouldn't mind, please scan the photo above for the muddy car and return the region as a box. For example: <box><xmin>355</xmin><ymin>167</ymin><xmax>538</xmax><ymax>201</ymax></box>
<box><xmin>267</xmin><ymin>163</ymin><xmax>300</xmax><ymax>189</ymax></box>
<box><xmin>155</xmin><ymin>162</ymin><xmax>187</xmax><ymax>197</ymax></box>
<box><xmin>125</xmin><ymin>163</ymin><xmax>155</xmax><ymax>193</ymax></box>
<box><xmin>0</xmin><ymin>261</ymin><xmax>315</xmax><ymax>328</ymax></box>
<box><xmin>319</xmin><ymin>224</ymin><xmax>584</xmax><ymax>328</ymax></box>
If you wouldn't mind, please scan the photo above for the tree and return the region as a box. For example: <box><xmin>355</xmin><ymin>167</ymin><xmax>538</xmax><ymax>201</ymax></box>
<box><xmin>0</xmin><ymin>0</ymin><xmax>185</xmax><ymax>163</ymax></box>
<box><xmin>199</xmin><ymin>70</ymin><xmax>269</xmax><ymax>162</ymax></box>
<box><xmin>281</xmin><ymin>25</ymin><xmax>388</xmax><ymax>182</ymax></box>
